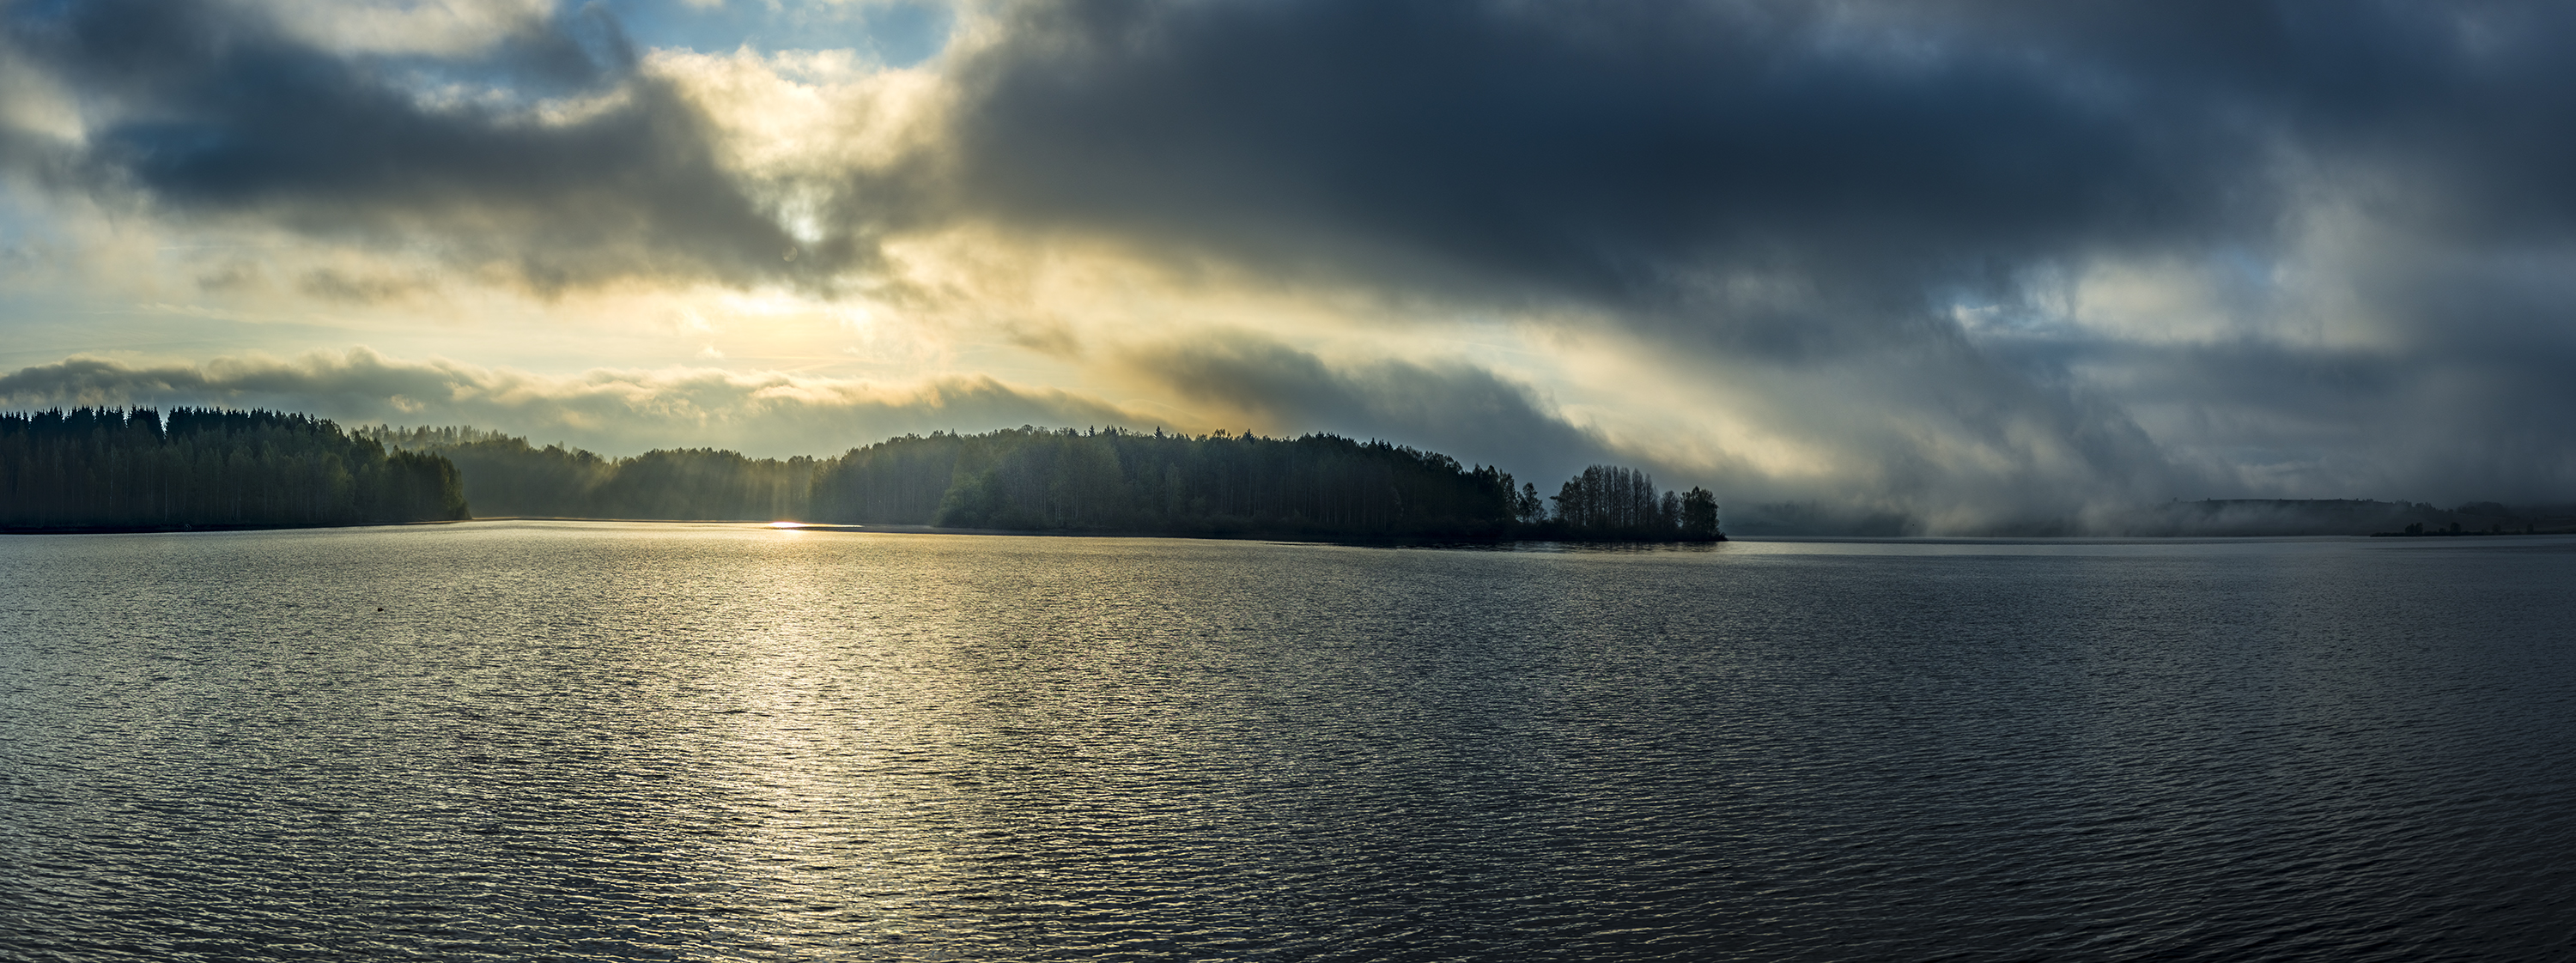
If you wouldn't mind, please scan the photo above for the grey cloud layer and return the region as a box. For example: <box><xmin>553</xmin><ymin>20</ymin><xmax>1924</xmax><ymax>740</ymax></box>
<box><xmin>946</xmin><ymin>1</ymin><xmax>2576</xmax><ymax>330</ymax></box>
<box><xmin>1121</xmin><ymin>332</ymin><xmax>1615</xmax><ymax>484</ymax></box>
<box><xmin>0</xmin><ymin>351</ymin><xmax>1135</xmax><ymax>458</ymax></box>
<box><xmin>38</xmin><ymin>0</ymin><xmax>2558</xmax><ymax>308</ymax></box>
<box><xmin>954</xmin><ymin>1</ymin><xmax>2225</xmax><ymax>330</ymax></box>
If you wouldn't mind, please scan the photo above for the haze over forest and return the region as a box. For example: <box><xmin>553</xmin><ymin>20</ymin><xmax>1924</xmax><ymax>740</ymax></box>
<box><xmin>5</xmin><ymin>0</ymin><xmax>2575</xmax><ymax>533</ymax></box>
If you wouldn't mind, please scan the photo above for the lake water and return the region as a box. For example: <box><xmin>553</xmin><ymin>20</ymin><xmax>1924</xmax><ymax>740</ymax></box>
<box><xmin>5</xmin><ymin>523</ymin><xmax>2573</xmax><ymax>960</ymax></box>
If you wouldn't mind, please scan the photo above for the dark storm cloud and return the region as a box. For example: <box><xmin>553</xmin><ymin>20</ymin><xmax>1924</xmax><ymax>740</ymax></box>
<box><xmin>1957</xmin><ymin>0</ymin><xmax>2576</xmax><ymax>240</ymax></box>
<box><xmin>948</xmin><ymin>0</ymin><xmax>2576</xmax><ymax>329</ymax></box>
<box><xmin>3</xmin><ymin>0</ymin><xmax>885</xmax><ymax>292</ymax></box>
<box><xmin>2058</xmin><ymin>335</ymin><xmax>2576</xmax><ymax>504</ymax></box>
<box><xmin>1123</xmin><ymin>333</ymin><xmax>1612</xmax><ymax>483</ymax></box>
<box><xmin>946</xmin><ymin>0</ymin><xmax>2234</xmax><ymax>349</ymax></box>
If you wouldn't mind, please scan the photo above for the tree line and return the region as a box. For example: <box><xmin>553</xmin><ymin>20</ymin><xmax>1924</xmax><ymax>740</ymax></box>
<box><xmin>365</xmin><ymin>426</ymin><xmax>813</xmax><ymax>521</ymax></box>
<box><xmin>2</xmin><ymin>408</ymin><xmax>467</xmax><ymax>530</ymax></box>
<box><xmin>816</xmin><ymin>427</ymin><xmax>1522</xmax><ymax>538</ymax></box>
<box><xmin>363</xmin><ymin>423</ymin><xmax>1721</xmax><ymax>542</ymax></box>
<box><xmin>0</xmin><ymin>411</ymin><xmax>1719</xmax><ymax>539</ymax></box>
<box><xmin>1525</xmin><ymin>463</ymin><xmax>1722</xmax><ymax>541</ymax></box>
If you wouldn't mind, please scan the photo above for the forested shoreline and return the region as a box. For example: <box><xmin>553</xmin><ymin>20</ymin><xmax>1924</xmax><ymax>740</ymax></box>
<box><xmin>2</xmin><ymin>409</ymin><xmax>468</xmax><ymax>531</ymax></box>
<box><xmin>363</xmin><ymin>424</ymin><xmax>1726</xmax><ymax>542</ymax></box>
<box><xmin>3</xmin><ymin>409</ymin><xmax>1720</xmax><ymax>541</ymax></box>
<box><xmin>364</xmin><ymin>426</ymin><xmax>817</xmax><ymax>523</ymax></box>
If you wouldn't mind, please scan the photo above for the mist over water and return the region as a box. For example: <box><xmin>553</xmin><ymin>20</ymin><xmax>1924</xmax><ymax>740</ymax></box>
<box><xmin>5</xmin><ymin>524</ymin><xmax>2573</xmax><ymax>960</ymax></box>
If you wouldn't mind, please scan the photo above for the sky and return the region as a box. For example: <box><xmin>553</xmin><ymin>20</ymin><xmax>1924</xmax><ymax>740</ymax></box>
<box><xmin>4</xmin><ymin>0</ymin><xmax>2575</xmax><ymax>533</ymax></box>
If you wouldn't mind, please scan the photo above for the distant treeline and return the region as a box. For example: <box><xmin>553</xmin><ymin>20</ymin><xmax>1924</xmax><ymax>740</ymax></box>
<box><xmin>365</xmin><ymin>424</ymin><xmax>1723</xmax><ymax>542</ymax></box>
<box><xmin>1727</xmin><ymin>497</ymin><xmax>2576</xmax><ymax>537</ymax></box>
<box><xmin>3</xmin><ymin>409</ymin><xmax>467</xmax><ymax>531</ymax></box>
<box><xmin>2115</xmin><ymin>498</ymin><xmax>2576</xmax><ymax>538</ymax></box>
<box><xmin>816</xmin><ymin>427</ymin><xmax>1528</xmax><ymax>538</ymax></box>
<box><xmin>366</xmin><ymin>426</ymin><xmax>815</xmax><ymax>522</ymax></box>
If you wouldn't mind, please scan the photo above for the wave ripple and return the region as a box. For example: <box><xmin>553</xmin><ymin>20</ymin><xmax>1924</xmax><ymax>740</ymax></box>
<box><xmin>5</xmin><ymin>525</ymin><xmax>2574</xmax><ymax>960</ymax></box>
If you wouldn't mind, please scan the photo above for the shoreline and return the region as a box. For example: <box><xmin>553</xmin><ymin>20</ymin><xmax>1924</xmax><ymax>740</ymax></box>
<box><xmin>1</xmin><ymin>516</ymin><xmax>1727</xmax><ymax>545</ymax></box>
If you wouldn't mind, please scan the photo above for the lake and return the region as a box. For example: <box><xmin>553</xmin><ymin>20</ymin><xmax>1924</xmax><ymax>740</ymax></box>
<box><xmin>5</xmin><ymin>523</ymin><xmax>2573</xmax><ymax>960</ymax></box>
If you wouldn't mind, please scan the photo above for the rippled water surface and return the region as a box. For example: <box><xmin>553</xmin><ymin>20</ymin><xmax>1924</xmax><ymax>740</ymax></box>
<box><xmin>6</xmin><ymin>523</ymin><xmax>2575</xmax><ymax>960</ymax></box>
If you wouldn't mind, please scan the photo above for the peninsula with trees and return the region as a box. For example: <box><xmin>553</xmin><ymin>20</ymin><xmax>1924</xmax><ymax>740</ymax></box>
<box><xmin>6</xmin><ymin>409</ymin><xmax>1724</xmax><ymax>542</ymax></box>
<box><xmin>367</xmin><ymin>424</ymin><xmax>1726</xmax><ymax>542</ymax></box>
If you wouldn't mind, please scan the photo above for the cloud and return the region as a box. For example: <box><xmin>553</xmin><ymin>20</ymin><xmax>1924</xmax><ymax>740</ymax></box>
<box><xmin>2</xmin><ymin>0</ymin><xmax>909</xmax><ymax>294</ymax></box>
<box><xmin>253</xmin><ymin>0</ymin><xmax>557</xmax><ymax>58</ymax></box>
<box><xmin>1118</xmin><ymin>331</ymin><xmax>1614</xmax><ymax>483</ymax></box>
<box><xmin>9</xmin><ymin>0</ymin><xmax>2576</xmax><ymax>530</ymax></box>
<box><xmin>929</xmin><ymin>0</ymin><xmax>2576</xmax><ymax>520</ymax></box>
<box><xmin>943</xmin><ymin>1</ymin><xmax>2242</xmax><ymax>340</ymax></box>
<box><xmin>21</xmin><ymin>0</ymin><xmax>2576</xmax><ymax>325</ymax></box>
<box><xmin>0</xmin><ymin>348</ymin><xmax>1142</xmax><ymax>458</ymax></box>
<box><xmin>295</xmin><ymin>268</ymin><xmax>428</xmax><ymax>304</ymax></box>
<box><xmin>947</xmin><ymin>1</ymin><xmax>2576</xmax><ymax>300</ymax></box>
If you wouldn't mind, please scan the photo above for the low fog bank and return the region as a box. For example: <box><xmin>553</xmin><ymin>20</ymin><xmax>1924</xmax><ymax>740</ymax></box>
<box><xmin>0</xmin><ymin>351</ymin><xmax>1142</xmax><ymax>461</ymax></box>
<box><xmin>1729</xmin><ymin>499</ymin><xmax>2576</xmax><ymax>538</ymax></box>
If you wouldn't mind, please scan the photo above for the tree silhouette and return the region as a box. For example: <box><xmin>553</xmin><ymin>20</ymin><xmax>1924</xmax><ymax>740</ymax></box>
<box><xmin>1528</xmin><ymin>466</ymin><xmax>1722</xmax><ymax>541</ymax></box>
<box><xmin>3</xmin><ymin>408</ymin><xmax>467</xmax><ymax>530</ymax></box>
<box><xmin>359</xmin><ymin>422</ymin><xmax>1725</xmax><ymax>542</ymax></box>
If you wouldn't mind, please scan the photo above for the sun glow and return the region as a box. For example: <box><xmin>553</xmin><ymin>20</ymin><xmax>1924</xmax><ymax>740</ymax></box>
<box><xmin>767</xmin><ymin>521</ymin><xmax>806</xmax><ymax>529</ymax></box>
